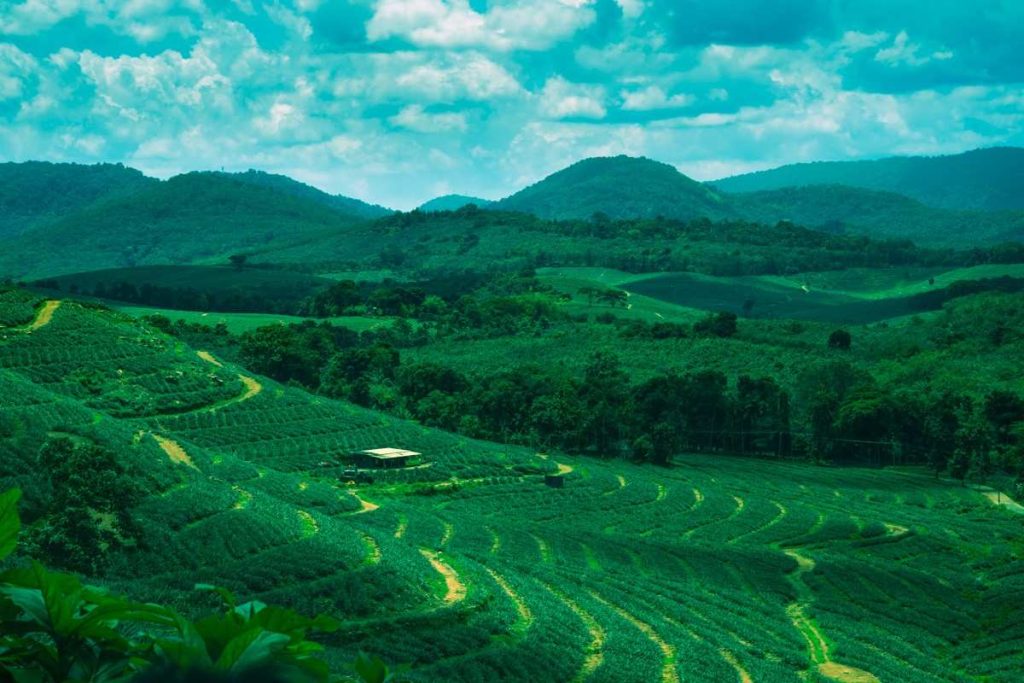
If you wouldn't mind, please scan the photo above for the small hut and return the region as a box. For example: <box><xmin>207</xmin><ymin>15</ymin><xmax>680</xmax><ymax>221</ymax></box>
<box><xmin>355</xmin><ymin>447</ymin><xmax>419</xmax><ymax>469</ymax></box>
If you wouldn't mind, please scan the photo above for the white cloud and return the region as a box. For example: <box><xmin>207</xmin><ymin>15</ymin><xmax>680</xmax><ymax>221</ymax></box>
<box><xmin>0</xmin><ymin>0</ymin><xmax>201</xmax><ymax>41</ymax></box>
<box><xmin>0</xmin><ymin>44</ymin><xmax>38</xmax><ymax>100</ymax></box>
<box><xmin>390</xmin><ymin>104</ymin><xmax>468</xmax><ymax>133</ymax></box>
<box><xmin>540</xmin><ymin>76</ymin><xmax>606</xmax><ymax>119</ymax></box>
<box><xmin>620</xmin><ymin>85</ymin><xmax>693</xmax><ymax>111</ymax></box>
<box><xmin>367</xmin><ymin>0</ymin><xmax>596</xmax><ymax>51</ymax></box>
<box><xmin>875</xmin><ymin>31</ymin><xmax>953</xmax><ymax>67</ymax></box>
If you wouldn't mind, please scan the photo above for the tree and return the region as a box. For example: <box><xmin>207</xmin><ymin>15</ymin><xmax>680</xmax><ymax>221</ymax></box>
<box><xmin>228</xmin><ymin>253</ymin><xmax>247</xmax><ymax>270</ymax></box>
<box><xmin>828</xmin><ymin>329</ymin><xmax>852</xmax><ymax>350</ymax></box>
<box><xmin>694</xmin><ymin>311</ymin><xmax>738</xmax><ymax>338</ymax></box>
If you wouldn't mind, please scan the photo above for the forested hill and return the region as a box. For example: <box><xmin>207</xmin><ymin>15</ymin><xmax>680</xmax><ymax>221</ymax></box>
<box><xmin>418</xmin><ymin>194</ymin><xmax>493</xmax><ymax>212</ymax></box>
<box><xmin>731</xmin><ymin>184</ymin><xmax>1024</xmax><ymax>247</ymax></box>
<box><xmin>712</xmin><ymin>147</ymin><xmax>1024</xmax><ymax>211</ymax></box>
<box><xmin>495</xmin><ymin>155</ymin><xmax>734</xmax><ymax>221</ymax></box>
<box><xmin>0</xmin><ymin>161</ymin><xmax>155</xmax><ymax>239</ymax></box>
<box><xmin>220</xmin><ymin>169</ymin><xmax>393</xmax><ymax>218</ymax></box>
<box><xmin>0</xmin><ymin>172</ymin><xmax>371</xmax><ymax>279</ymax></box>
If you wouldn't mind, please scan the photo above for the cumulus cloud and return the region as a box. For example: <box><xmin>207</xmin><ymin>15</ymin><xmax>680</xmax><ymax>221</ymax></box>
<box><xmin>540</xmin><ymin>76</ymin><xmax>606</xmax><ymax>119</ymax></box>
<box><xmin>620</xmin><ymin>85</ymin><xmax>694</xmax><ymax>110</ymax></box>
<box><xmin>366</xmin><ymin>0</ymin><xmax>597</xmax><ymax>51</ymax></box>
<box><xmin>0</xmin><ymin>0</ymin><xmax>1021</xmax><ymax>208</ymax></box>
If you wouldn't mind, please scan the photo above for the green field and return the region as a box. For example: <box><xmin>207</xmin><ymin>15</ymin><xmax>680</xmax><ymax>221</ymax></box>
<box><xmin>538</xmin><ymin>265</ymin><xmax>1024</xmax><ymax>324</ymax></box>
<box><xmin>113</xmin><ymin>305</ymin><xmax>399</xmax><ymax>335</ymax></box>
<box><xmin>2</xmin><ymin>292</ymin><xmax>1022</xmax><ymax>682</ymax></box>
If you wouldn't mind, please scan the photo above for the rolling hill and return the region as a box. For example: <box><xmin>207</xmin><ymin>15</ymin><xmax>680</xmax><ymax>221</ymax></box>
<box><xmin>2</xmin><ymin>288</ymin><xmax>1022</xmax><ymax>682</ymax></box>
<box><xmin>712</xmin><ymin>146</ymin><xmax>1024</xmax><ymax>211</ymax></box>
<box><xmin>495</xmin><ymin>155</ymin><xmax>734</xmax><ymax>221</ymax></box>
<box><xmin>0</xmin><ymin>172</ymin><xmax>371</xmax><ymax>279</ymax></box>
<box><xmin>418</xmin><ymin>194</ymin><xmax>493</xmax><ymax>212</ymax></box>
<box><xmin>731</xmin><ymin>184</ymin><xmax>1024</xmax><ymax>246</ymax></box>
<box><xmin>0</xmin><ymin>161</ymin><xmax>155</xmax><ymax>239</ymax></box>
<box><xmin>222</xmin><ymin>169</ymin><xmax>393</xmax><ymax>218</ymax></box>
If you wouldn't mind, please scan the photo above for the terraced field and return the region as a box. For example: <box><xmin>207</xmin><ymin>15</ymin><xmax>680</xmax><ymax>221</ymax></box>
<box><xmin>1</xmin><ymin>291</ymin><xmax>1021</xmax><ymax>682</ymax></box>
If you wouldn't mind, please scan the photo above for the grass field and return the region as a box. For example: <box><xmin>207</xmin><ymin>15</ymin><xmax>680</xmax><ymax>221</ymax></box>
<box><xmin>539</xmin><ymin>265</ymin><xmax>1024</xmax><ymax>324</ymax></box>
<box><xmin>1</xmin><ymin>292</ymin><xmax>1022</xmax><ymax>682</ymax></box>
<box><xmin>113</xmin><ymin>306</ymin><xmax>399</xmax><ymax>334</ymax></box>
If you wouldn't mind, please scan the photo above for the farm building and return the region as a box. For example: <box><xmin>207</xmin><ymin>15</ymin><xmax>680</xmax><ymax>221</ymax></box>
<box><xmin>354</xmin><ymin>447</ymin><xmax>420</xmax><ymax>469</ymax></box>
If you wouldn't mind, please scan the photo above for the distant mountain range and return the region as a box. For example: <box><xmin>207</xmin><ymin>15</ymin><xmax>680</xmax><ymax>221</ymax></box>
<box><xmin>0</xmin><ymin>147</ymin><xmax>1021</xmax><ymax>279</ymax></box>
<box><xmin>418</xmin><ymin>194</ymin><xmax>492</xmax><ymax>212</ymax></box>
<box><xmin>712</xmin><ymin>147</ymin><xmax>1024</xmax><ymax>212</ymax></box>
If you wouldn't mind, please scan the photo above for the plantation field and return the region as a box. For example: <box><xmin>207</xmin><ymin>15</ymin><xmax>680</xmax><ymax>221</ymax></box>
<box><xmin>540</xmin><ymin>265</ymin><xmax>1024</xmax><ymax>324</ymax></box>
<box><xmin>1</xmin><ymin>292</ymin><xmax>1022</xmax><ymax>682</ymax></box>
<box><xmin>113</xmin><ymin>306</ymin><xmax>399</xmax><ymax>334</ymax></box>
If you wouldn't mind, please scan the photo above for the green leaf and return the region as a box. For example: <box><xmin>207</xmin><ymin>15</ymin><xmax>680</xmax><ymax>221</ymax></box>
<box><xmin>215</xmin><ymin>628</ymin><xmax>290</xmax><ymax>672</ymax></box>
<box><xmin>194</xmin><ymin>583</ymin><xmax>236</xmax><ymax>610</ymax></box>
<box><xmin>0</xmin><ymin>489</ymin><xmax>22</xmax><ymax>561</ymax></box>
<box><xmin>354</xmin><ymin>653</ymin><xmax>392</xmax><ymax>683</ymax></box>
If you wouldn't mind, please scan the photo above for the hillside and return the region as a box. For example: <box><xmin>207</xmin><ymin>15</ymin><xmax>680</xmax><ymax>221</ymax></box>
<box><xmin>713</xmin><ymin>147</ymin><xmax>1024</xmax><ymax>211</ymax></box>
<box><xmin>222</xmin><ymin>169</ymin><xmax>393</xmax><ymax>218</ymax></box>
<box><xmin>0</xmin><ymin>172</ymin><xmax>371</xmax><ymax>279</ymax></box>
<box><xmin>495</xmin><ymin>156</ymin><xmax>734</xmax><ymax>221</ymax></box>
<box><xmin>1</xmin><ymin>289</ymin><xmax>1021</xmax><ymax>682</ymax></box>
<box><xmin>418</xmin><ymin>194</ymin><xmax>493</xmax><ymax>212</ymax></box>
<box><xmin>0</xmin><ymin>161</ymin><xmax>155</xmax><ymax>239</ymax></box>
<box><xmin>732</xmin><ymin>184</ymin><xmax>1024</xmax><ymax>246</ymax></box>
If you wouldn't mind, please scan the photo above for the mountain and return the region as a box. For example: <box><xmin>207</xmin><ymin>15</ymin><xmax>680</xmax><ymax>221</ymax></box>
<box><xmin>0</xmin><ymin>172</ymin><xmax>370</xmax><ymax>279</ymax></box>
<box><xmin>495</xmin><ymin>155</ymin><xmax>734</xmax><ymax>221</ymax></box>
<box><xmin>732</xmin><ymin>184</ymin><xmax>1024</xmax><ymax>246</ymax></box>
<box><xmin>0</xmin><ymin>161</ymin><xmax>156</xmax><ymax>238</ymax></box>
<box><xmin>712</xmin><ymin>147</ymin><xmax>1024</xmax><ymax>211</ymax></box>
<box><xmin>222</xmin><ymin>169</ymin><xmax>393</xmax><ymax>218</ymax></box>
<box><xmin>418</xmin><ymin>194</ymin><xmax>492</xmax><ymax>212</ymax></box>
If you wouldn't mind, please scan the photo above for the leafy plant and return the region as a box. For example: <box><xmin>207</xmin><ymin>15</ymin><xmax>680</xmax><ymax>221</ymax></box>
<box><xmin>0</xmin><ymin>488</ymin><xmax>395</xmax><ymax>683</ymax></box>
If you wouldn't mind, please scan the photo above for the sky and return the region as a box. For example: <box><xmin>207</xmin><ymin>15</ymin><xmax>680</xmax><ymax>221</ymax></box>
<box><xmin>1</xmin><ymin>1</ymin><xmax>1022</xmax><ymax>209</ymax></box>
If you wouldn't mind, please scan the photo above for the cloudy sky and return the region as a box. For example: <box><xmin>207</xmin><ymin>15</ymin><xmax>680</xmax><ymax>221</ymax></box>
<box><xmin>1</xmin><ymin>1</ymin><xmax>1022</xmax><ymax>208</ymax></box>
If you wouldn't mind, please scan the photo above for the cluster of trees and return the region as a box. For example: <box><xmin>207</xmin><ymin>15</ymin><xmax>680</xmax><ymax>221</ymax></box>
<box><xmin>21</xmin><ymin>437</ymin><xmax>141</xmax><ymax>574</ymax></box>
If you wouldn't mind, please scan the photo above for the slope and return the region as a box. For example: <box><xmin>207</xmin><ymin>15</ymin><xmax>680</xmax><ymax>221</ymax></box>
<box><xmin>0</xmin><ymin>161</ymin><xmax>155</xmax><ymax>239</ymax></box>
<box><xmin>419</xmin><ymin>195</ymin><xmax>493</xmax><ymax>212</ymax></box>
<box><xmin>0</xmin><ymin>172</ymin><xmax>371</xmax><ymax>279</ymax></box>
<box><xmin>731</xmin><ymin>185</ymin><xmax>1024</xmax><ymax>247</ymax></box>
<box><xmin>495</xmin><ymin>156</ymin><xmax>734</xmax><ymax>221</ymax></box>
<box><xmin>712</xmin><ymin>147</ymin><xmax>1024</xmax><ymax>211</ymax></box>
<box><xmin>221</xmin><ymin>169</ymin><xmax>393</xmax><ymax>218</ymax></box>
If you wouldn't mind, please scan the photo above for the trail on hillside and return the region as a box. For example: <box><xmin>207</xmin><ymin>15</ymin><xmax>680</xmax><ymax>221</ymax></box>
<box><xmin>784</xmin><ymin>549</ymin><xmax>879</xmax><ymax>683</ymax></box>
<box><xmin>590</xmin><ymin>591</ymin><xmax>678</xmax><ymax>683</ymax></box>
<box><xmin>362</xmin><ymin>532</ymin><xmax>382</xmax><ymax>565</ymax></box>
<box><xmin>18</xmin><ymin>300</ymin><xmax>61</xmax><ymax>332</ymax></box>
<box><xmin>351</xmin><ymin>491</ymin><xmax>379</xmax><ymax>513</ymax></box>
<box><xmin>297</xmin><ymin>510</ymin><xmax>319</xmax><ymax>537</ymax></box>
<box><xmin>546</xmin><ymin>586</ymin><xmax>604</xmax><ymax>682</ymax></box>
<box><xmin>152</xmin><ymin>434</ymin><xmax>198</xmax><ymax>470</ymax></box>
<box><xmin>196</xmin><ymin>350</ymin><xmax>223</xmax><ymax>367</ymax></box>
<box><xmin>484</xmin><ymin>567</ymin><xmax>533</xmax><ymax>634</ymax></box>
<box><xmin>420</xmin><ymin>549</ymin><xmax>467</xmax><ymax>605</ymax></box>
<box><xmin>983</xmin><ymin>491</ymin><xmax>1024</xmax><ymax>514</ymax></box>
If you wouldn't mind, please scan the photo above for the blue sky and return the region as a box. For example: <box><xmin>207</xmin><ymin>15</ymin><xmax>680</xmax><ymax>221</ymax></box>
<box><xmin>1</xmin><ymin>0</ymin><xmax>1022</xmax><ymax>209</ymax></box>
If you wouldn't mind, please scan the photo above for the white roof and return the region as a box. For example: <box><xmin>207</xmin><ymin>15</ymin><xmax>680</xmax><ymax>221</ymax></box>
<box><xmin>360</xmin><ymin>448</ymin><xmax>420</xmax><ymax>459</ymax></box>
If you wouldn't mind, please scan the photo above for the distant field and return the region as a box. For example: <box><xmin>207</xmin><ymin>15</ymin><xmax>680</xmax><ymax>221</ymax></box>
<box><xmin>114</xmin><ymin>305</ymin><xmax>398</xmax><ymax>334</ymax></box>
<box><xmin>544</xmin><ymin>265</ymin><xmax>1024</xmax><ymax>324</ymax></box>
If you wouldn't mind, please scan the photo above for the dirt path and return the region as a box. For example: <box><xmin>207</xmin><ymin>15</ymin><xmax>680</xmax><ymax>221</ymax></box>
<box><xmin>394</xmin><ymin>515</ymin><xmax>408</xmax><ymax>539</ymax></box>
<box><xmin>656</xmin><ymin>483</ymin><xmax>667</xmax><ymax>501</ymax></box>
<box><xmin>231</xmin><ymin>485</ymin><xmax>252</xmax><ymax>510</ymax></box>
<box><xmin>23</xmin><ymin>300</ymin><xmax>61</xmax><ymax>332</ymax></box>
<box><xmin>196</xmin><ymin>350</ymin><xmax>223</xmax><ymax>367</ymax></box>
<box><xmin>983</xmin><ymin>491</ymin><xmax>1024</xmax><ymax>514</ymax></box>
<box><xmin>556</xmin><ymin>461</ymin><xmax>574</xmax><ymax>475</ymax></box>
<box><xmin>351</xmin><ymin>491</ymin><xmax>379</xmax><ymax>513</ymax></box>
<box><xmin>719</xmin><ymin>648</ymin><xmax>753</xmax><ymax>683</ymax></box>
<box><xmin>439</xmin><ymin>520</ymin><xmax>454</xmax><ymax>547</ymax></box>
<box><xmin>420</xmin><ymin>549</ymin><xmax>467</xmax><ymax>605</ymax></box>
<box><xmin>532</xmin><ymin>533</ymin><xmax>552</xmax><ymax>563</ymax></box>
<box><xmin>297</xmin><ymin>510</ymin><xmax>319</xmax><ymax>537</ymax></box>
<box><xmin>547</xmin><ymin>586</ymin><xmax>604</xmax><ymax>682</ymax></box>
<box><xmin>590</xmin><ymin>591</ymin><xmax>678</xmax><ymax>683</ymax></box>
<box><xmin>152</xmin><ymin>434</ymin><xmax>198</xmax><ymax>470</ymax></box>
<box><xmin>784</xmin><ymin>549</ymin><xmax>879</xmax><ymax>683</ymax></box>
<box><xmin>484</xmin><ymin>567</ymin><xmax>533</xmax><ymax>634</ymax></box>
<box><xmin>362</xmin><ymin>532</ymin><xmax>382</xmax><ymax>564</ymax></box>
